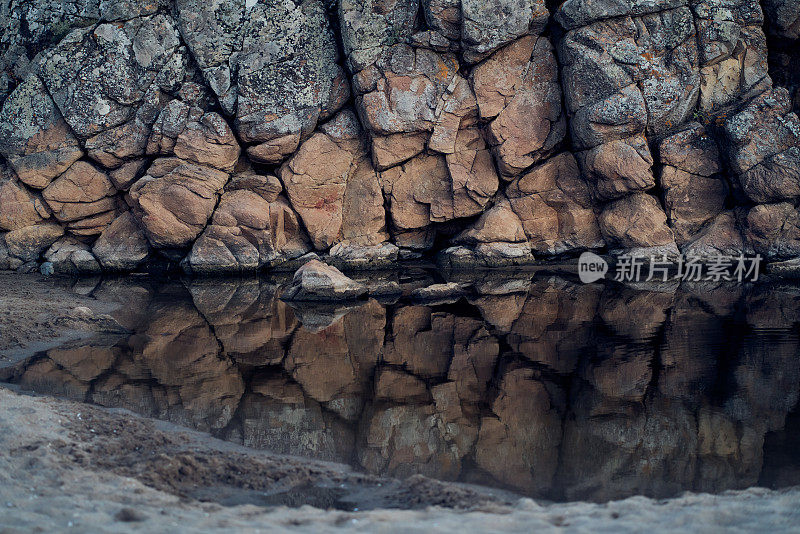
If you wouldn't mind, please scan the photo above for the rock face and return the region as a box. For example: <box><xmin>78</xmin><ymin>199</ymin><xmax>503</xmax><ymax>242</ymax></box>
<box><xmin>0</xmin><ymin>0</ymin><xmax>799</xmax><ymax>271</ymax></box>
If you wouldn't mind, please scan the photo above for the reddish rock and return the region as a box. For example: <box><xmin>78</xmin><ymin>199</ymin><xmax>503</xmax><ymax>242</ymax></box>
<box><xmin>598</xmin><ymin>193</ymin><xmax>678</xmax><ymax>254</ymax></box>
<box><xmin>42</xmin><ymin>161</ymin><xmax>118</xmax><ymax>224</ymax></box>
<box><xmin>577</xmin><ymin>136</ymin><xmax>655</xmax><ymax>201</ymax></box>
<box><xmin>129</xmin><ymin>158</ymin><xmax>229</xmax><ymax>248</ymax></box>
<box><xmin>683</xmin><ymin>211</ymin><xmax>746</xmax><ymax>258</ymax></box>
<box><xmin>370</xmin><ymin>132</ymin><xmax>428</xmax><ymax>171</ymax></box>
<box><xmin>187</xmin><ymin>192</ymin><xmax>311</xmax><ymax>273</ymax></box>
<box><xmin>0</xmin><ymin>164</ymin><xmax>48</xmax><ymax>231</ymax></box>
<box><xmin>246</xmin><ymin>134</ymin><xmax>301</xmax><ymax>165</ymax></box>
<box><xmin>281</xmin><ymin>111</ymin><xmax>387</xmax><ymax>250</ymax></box>
<box><xmin>505</xmin><ymin>153</ymin><xmax>603</xmax><ymax>255</ymax></box>
<box><xmin>473</xmin><ymin>36</ymin><xmax>565</xmax><ymax>178</ymax></box>
<box><xmin>173</xmin><ymin>112</ymin><xmax>241</xmax><ymax>173</ymax></box>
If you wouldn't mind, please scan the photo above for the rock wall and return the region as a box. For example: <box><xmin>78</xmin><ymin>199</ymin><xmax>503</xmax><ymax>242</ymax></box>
<box><xmin>0</xmin><ymin>0</ymin><xmax>798</xmax><ymax>273</ymax></box>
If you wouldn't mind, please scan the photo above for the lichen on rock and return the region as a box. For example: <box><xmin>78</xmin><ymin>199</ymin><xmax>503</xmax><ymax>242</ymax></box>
<box><xmin>0</xmin><ymin>0</ymin><xmax>798</xmax><ymax>273</ymax></box>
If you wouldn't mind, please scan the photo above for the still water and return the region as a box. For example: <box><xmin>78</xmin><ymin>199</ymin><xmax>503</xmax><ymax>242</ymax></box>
<box><xmin>2</xmin><ymin>269</ymin><xmax>799</xmax><ymax>503</ymax></box>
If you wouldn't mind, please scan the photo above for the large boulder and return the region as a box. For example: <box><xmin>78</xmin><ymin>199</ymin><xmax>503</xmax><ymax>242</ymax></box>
<box><xmin>4</xmin><ymin>222</ymin><xmax>64</xmax><ymax>263</ymax></box>
<box><xmin>460</xmin><ymin>0</ymin><xmax>549</xmax><ymax>63</ymax></box>
<box><xmin>657</xmin><ymin>124</ymin><xmax>727</xmax><ymax>246</ymax></box>
<box><xmin>471</xmin><ymin>36</ymin><xmax>565</xmax><ymax>178</ymax></box>
<box><xmin>0</xmin><ymin>75</ymin><xmax>83</xmax><ymax>189</ymax></box>
<box><xmin>598</xmin><ymin>193</ymin><xmax>678</xmax><ymax>255</ymax></box>
<box><xmin>745</xmin><ymin>202</ymin><xmax>800</xmax><ymax>260</ymax></box>
<box><xmin>187</xmin><ymin>191</ymin><xmax>311</xmax><ymax>273</ymax></box>
<box><xmin>558</xmin><ymin>8</ymin><xmax>700</xmax><ymax>197</ymax></box>
<box><xmin>353</xmin><ymin>44</ymin><xmax>460</xmax><ymax>139</ymax></box>
<box><xmin>504</xmin><ymin>153</ymin><xmax>603</xmax><ymax>255</ymax></box>
<box><xmin>92</xmin><ymin>212</ymin><xmax>150</xmax><ymax>271</ymax></box>
<box><xmin>177</xmin><ymin>0</ymin><xmax>348</xmax><ymax>155</ymax></box>
<box><xmin>0</xmin><ymin>163</ymin><xmax>49</xmax><ymax>231</ymax></box>
<box><xmin>39</xmin><ymin>15</ymin><xmax>184</xmax><ymax>140</ymax></box>
<box><xmin>683</xmin><ymin>211</ymin><xmax>746</xmax><ymax>258</ymax></box>
<box><xmin>41</xmin><ymin>161</ymin><xmax>119</xmax><ymax>236</ymax></box>
<box><xmin>128</xmin><ymin>158</ymin><xmax>230</xmax><ymax>248</ymax></box>
<box><xmin>692</xmin><ymin>0</ymin><xmax>771</xmax><ymax>113</ymax></box>
<box><xmin>280</xmin><ymin>111</ymin><xmax>387</xmax><ymax>251</ymax></box>
<box><xmin>44</xmin><ymin>237</ymin><xmax>101</xmax><ymax>274</ymax></box>
<box><xmin>724</xmin><ymin>89</ymin><xmax>800</xmax><ymax>204</ymax></box>
<box><xmin>338</xmin><ymin>0</ymin><xmax>420</xmax><ymax>72</ymax></box>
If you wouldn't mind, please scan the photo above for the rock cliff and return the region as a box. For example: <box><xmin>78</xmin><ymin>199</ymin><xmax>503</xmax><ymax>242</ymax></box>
<box><xmin>0</xmin><ymin>0</ymin><xmax>798</xmax><ymax>272</ymax></box>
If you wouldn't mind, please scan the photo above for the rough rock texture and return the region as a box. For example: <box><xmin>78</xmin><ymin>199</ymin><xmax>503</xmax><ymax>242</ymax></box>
<box><xmin>187</xmin><ymin>191</ymin><xmax>311</xmax><ymax>273</ymax></box>
<box><xmin>44</xmin><ymin>236</ymin><xmax>101</xmax><ymax>274</ymax></box>
<box><xmin>91</xmin><ymin>212</ymin><xmax>150</xmax><ymax>271</ymax></box>
<box><xmin>128</xmin><ymin>158</ymin><xmax>230</xmax><ymax>249</ymax></box>
<box><xmin>657</xmin><ymin>123</ymin><xmax>727</xmax><ymax>247</ymax></box>
<box><xmin>0</xmin><ymin>0</ymin><xmax>799</xmax><ymax>272</ymax></box>
<box><xmin>281</xmin><ymin>259</ymin><xmax>367</xmax><ymax>301</ymax></box>
<box><xmin>280</xmin><ymin>111</ymin><xmax>388</xmax><ymax>251</ymax></box>
<box><xmin>599</xmin><ymin>193</ymin><xmax>679</xmax><ymax>255</ymax></box>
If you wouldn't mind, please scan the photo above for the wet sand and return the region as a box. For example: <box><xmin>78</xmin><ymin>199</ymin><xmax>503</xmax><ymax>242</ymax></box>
<box><xmin>0</xmin><ymin>273</ymin><xmax>128</xmax><ymax>363</ymax></box>
<box><xmin>1</xmin><ymin>386</ymin><xmax>799</xmax><ymax>533</ymax></box>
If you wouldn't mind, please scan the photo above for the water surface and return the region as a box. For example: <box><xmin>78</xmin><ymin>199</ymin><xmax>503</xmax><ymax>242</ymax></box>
<box><xmin>2</xmin><ymin>270</ymin><xmax>799</xmax><ymax>503</ymax></box>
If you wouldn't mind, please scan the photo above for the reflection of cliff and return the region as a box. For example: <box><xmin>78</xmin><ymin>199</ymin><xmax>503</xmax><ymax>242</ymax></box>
<box><xmin>3</xmin><ymin>276</ymin><xmax>799</xmax><ymax>502</ymax></box>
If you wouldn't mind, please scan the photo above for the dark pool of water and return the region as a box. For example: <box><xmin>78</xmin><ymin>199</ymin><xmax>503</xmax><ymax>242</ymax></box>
<box><xmin>2</xmin><ymin>269</ymin><xmax>799</xmax><ymax>503</ymax></box>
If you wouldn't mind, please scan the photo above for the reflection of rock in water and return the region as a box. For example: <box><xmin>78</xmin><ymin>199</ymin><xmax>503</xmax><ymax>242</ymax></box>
<box><xmin>2</xmin><ymin>275</ymin><xmax>799</xmax><ymax>503</ymax></box>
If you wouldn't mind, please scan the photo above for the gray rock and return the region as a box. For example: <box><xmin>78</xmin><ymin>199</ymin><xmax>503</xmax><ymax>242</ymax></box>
<box><xmin>0</xmin><ymin>233</ymin><xmax>8</xmax><ymax>270</ymax></box>
<box><xmin>767</xmin><ymin>257</ymin><xmax>800</xmax><ymax>278</ymax></box>
<box><xmin>92</xmin><ymin>212</ymin><xmax>149</xmax><ymax>271</ymax></box>
<box><xmin>45</xmin><ymin>236</ymin><xmax>102</xmax><ymax>274</ymax></box>
<box><xmin>461</xmin><ymin>0</ymin><xmax>549</xmax><ymax>63</ymax></box>
<box><xmin>410</xmin><ymin>282</ymin><xmax>468</xmax><ymax>302</ymax></box>
<box><xmin>556</xmin><ymin>0</ymin><xmax>685</xmax><ymax>30</ymax></box>
<box><xmin>763</xmin><ymin>0</ymin><xmax>800</xmax><ymax>39</ymax></box>
<box><xmin>281</xmin><ymin>259</ymin><xmax>367</xmax><ymax>301</ymax></box>
<box><xmin>178</xmin><ymin>0</ymin><xmax>348</xmax><ymax>149</ymax></box>
<box><xmin>39</xmin><ymin>15</ymin><xmax>183</xmax><ymax>140</ymax></box>
<box><xmin>328</xmin><ymin>242</ymin><xmax>399</xmax><ymax>270</ymax></box>
<box><xmin>39</xmin><ymin>261</ymin><xmax>54</xmax><ymax>276</ymax></box>
<box><xmin>338</xmin><ymin>0</ymin><xmax>419</xmax><ymax>71</ymax></box>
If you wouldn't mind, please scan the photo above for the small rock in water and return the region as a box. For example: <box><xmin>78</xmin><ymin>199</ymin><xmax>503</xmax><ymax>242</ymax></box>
<box><xmin>410</xmin><ymin>282</ymin><xmax>467</xmax><ymax>303</ymax></box>
<box><xmin>40</xmin><ymin>261</ymin><xmax>54</xmax><ymax>277</ymax></box>
<box><xmin>114</xmin><ymin>507</ymin><xmax>147</xmax><ymax>522</ymax></box>
<box><xmin>71</xmin><ymin>306</ymin><xmax>93</xmax><ymax>319</ymax></box>
<box><xmin>281</xmin><ymin>259</ymin><xmax>367</xmax><ymax>301</ymax></box>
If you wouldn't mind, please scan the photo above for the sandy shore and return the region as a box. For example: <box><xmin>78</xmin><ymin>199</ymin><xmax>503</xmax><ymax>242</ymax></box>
<box><xmin>0</xmin><ymin>386</ymin><xmax>798</xmax><ymax>533</ymax></box>
<box><xmin>0</xmin><ymin>273</ymin><xmax>131</xmax><ymax>364</ymax></box>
